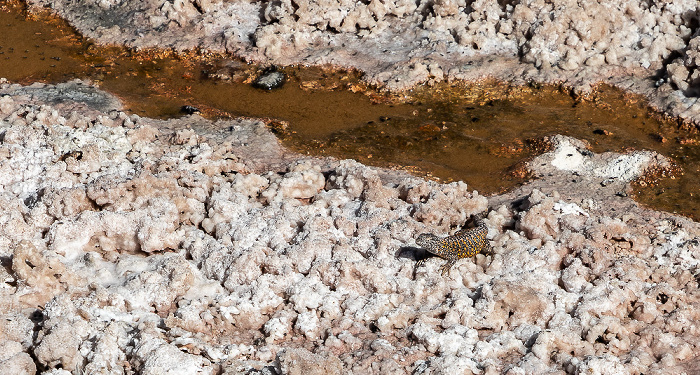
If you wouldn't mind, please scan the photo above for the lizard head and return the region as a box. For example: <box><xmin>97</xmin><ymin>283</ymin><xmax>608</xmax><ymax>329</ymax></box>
<box><xmin>416</xmin><ymin>233</ymin><xmax>440</xmax><ymax>249</ymax></box>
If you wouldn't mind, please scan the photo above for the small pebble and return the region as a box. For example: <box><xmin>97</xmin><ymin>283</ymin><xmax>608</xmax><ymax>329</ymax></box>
<box><xmin>253</xmin><ymin>68</ymin><xmax>286</xmax><ymax>90</ymax></box>
<box><xmin>181</xmin><ymin>105</ymin><xmax>200</xmax><ymax>115</ymax></box>
<box><xmin>593</xmin><ymin>129</ymin><xmax>612</xmax><ymax>136</ymax></box>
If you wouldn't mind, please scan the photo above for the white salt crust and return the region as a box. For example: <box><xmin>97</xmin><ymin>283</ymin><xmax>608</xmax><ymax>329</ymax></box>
<box><xmin>1</xmin><ymin>81</ymin><xmax>699</xmax><ymax>374</ymax></box>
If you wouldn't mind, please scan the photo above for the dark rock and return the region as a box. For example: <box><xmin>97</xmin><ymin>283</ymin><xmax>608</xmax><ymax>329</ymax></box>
<box><xmin>23</xmin><ymin>189</ymin><xmax>44</xmax><ymax>209</ymax></box>
<box><xmin>252</xmin><ymin>67</ymin><xmax>286</xmax><ymax>90</ymax></box>
<box><xmin>181</xmin><ymin>105</ymin><xmax>200</xmax><ymax>115</ymax></box>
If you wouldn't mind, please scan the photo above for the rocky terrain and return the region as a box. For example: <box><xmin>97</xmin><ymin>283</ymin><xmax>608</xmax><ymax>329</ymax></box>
<box><xmin>2</xmin><ymin>0</ymin><xmax>700</xmax><ymax>374</ymax></box>
<box><xmin>0</xmin><ymin>80</ymin><xmax>699</xmax><ymax>374</ymax></box>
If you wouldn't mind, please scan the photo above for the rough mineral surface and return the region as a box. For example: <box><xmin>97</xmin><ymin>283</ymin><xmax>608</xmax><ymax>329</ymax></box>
<box><xmin>22</xmin><ymin>0</ymin><xmax>700</xmax><ymax>126</ymax></box>
<box><xmin>1</xmin><ymin>80</ymin><xmax>699</xmax><ymax>374</ymax></box>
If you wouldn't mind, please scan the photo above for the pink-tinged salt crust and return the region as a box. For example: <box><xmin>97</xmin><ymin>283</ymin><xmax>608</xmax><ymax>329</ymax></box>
<box><xmin>0</xmin><ymin>80</ymin><xmax>698</xmax><ymax>374</ymax></box>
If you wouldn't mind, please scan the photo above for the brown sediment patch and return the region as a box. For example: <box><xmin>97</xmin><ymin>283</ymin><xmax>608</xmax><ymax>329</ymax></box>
<box><xmin>0</xmin><ymin>1</ymin><xmax>86</xmax><ymax>81</ymax></box>
<box><xmin>630</xmin><ymin>144</ymin><xmax>700</xmax><ymax>217</ymax></box>
<box><xmin>283</xmin><ymin>81</ymin><xmax>698</xmax><ymax>220</ymax></box>
<box><xmin>0</xmin><ymin>2</ymin><xmax>698</xmax><ymax>220</ymax></box>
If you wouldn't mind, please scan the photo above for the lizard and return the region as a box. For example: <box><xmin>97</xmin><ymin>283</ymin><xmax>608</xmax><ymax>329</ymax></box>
<box><xmin>415</xmin><ymin>214</ymin><xmax>491</xmax><ymax>276</ymax></box>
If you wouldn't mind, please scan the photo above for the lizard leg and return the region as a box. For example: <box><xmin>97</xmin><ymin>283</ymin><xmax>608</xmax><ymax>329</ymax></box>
<box><xmin>439</xmin><ymin>259</ymin><xmax>456</xmax><ymax>276</ymax></box>
<box><xmin>480</xmin><ymin>243</ymin><xmax>494</xmax><ymax>256</ymax></box>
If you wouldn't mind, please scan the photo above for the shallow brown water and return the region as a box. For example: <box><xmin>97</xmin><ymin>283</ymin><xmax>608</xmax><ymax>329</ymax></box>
<box><xmin>288</xmin><ymin>81</ymin><xmax>699</xmax><ymax>217</ymax></box>
<box><xmin>1</xmin><ymin>2</ymin><xmax>698</xmax><ymax>220</ymax></box>
<box><xmin>0</xmin><ymin>2</ymin><xmax>85</xmax><ymax>80</ymax></box>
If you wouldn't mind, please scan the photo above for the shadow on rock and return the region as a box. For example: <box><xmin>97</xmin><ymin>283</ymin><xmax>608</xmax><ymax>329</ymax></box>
<box><xmin>396</xmin><ymin>246</ymin><xmax>438</xmax><ymax>279</ymax></box>
<box><xmin>395</xmin><ymin>246</ymin><xmax>431</xmax><ymax>262</ymax></box>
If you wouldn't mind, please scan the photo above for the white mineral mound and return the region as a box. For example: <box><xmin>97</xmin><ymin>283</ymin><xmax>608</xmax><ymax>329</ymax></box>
<box><xmin>0</xmin><ymin>80</ymin><xmax>698</xmax><ymax>374</ymax></box>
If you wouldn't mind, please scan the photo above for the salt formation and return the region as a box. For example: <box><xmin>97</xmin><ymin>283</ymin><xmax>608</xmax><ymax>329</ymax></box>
<box><xmin>667</xmin><ymin>33</ymin><xmax>700</xmax><ymax>96</ymax></box>
<box><xmin>1</xmin><ymin>80</ymin><xmax>699</xmax><ymax>374</ymax></box>
<box><xmin>24</xmin><ymin>0</ymin><xmax>700</xmax><ymax>125</ymax></box>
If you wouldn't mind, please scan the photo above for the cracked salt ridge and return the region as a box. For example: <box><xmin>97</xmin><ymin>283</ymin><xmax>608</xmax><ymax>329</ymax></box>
<box><xmin>24</xmin><ymin>0</ymin><xmax>700</xmax><ymax>128</ymax></box>
<box><xmin>1</xmin><ymin>80</ymin><xmax>700</xmax><ymax>374</ymax></box>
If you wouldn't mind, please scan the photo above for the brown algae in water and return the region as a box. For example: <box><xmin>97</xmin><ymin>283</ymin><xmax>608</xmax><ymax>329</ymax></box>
<box><xmin>0</xmin><ymin>2</ymin><xmax>698</xmax><ymax>220</ymax></box>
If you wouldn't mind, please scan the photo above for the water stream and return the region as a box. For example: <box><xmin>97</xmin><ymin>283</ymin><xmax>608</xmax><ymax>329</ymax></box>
<box><xmin>1</xmin><ymin>2</ymin><xmax>698</xmax><ymax>219</ymax></box>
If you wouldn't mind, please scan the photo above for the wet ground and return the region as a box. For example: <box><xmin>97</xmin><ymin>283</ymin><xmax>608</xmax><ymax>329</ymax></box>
<box><xmin>1</xmin><ymin>1</ymin><xmax>698</xmax><ymax>220</ymax></box>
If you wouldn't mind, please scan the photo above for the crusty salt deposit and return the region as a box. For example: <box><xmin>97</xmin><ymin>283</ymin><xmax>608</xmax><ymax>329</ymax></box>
<box><xmin>1</xmin><ymin>81</ymin><xmax>699</xmax><ymax>374</ymax></box>
<box><xmin>23</xmin><ymin>0</ymin><xmax>700</xmax><ymax>126</ymax></box>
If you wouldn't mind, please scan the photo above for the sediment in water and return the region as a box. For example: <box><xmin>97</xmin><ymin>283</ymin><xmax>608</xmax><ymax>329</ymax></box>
<box><xmin>2</xmin><ymin>2</ymin><xmax>699</xmax><ymax>218</ymax></box>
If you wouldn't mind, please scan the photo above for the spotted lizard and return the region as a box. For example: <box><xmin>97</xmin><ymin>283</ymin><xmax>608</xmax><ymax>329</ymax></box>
<box><xmin>415</xmin><ymin>214</ymin><xmax>491</xmax><ymax>275</ymax></box>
